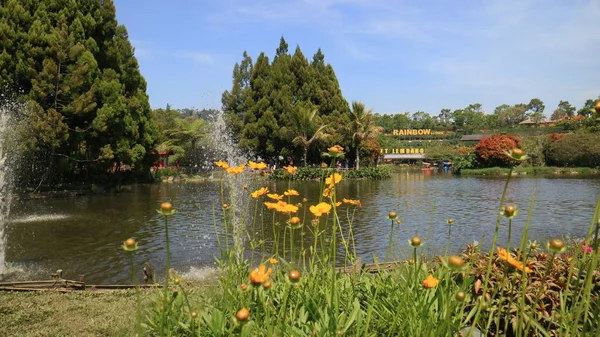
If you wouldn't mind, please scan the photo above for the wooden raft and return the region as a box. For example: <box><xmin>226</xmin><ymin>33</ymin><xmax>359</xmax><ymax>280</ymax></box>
<box><xmin>0</xmin><ymin>279</ymin><xmax>161</xmax><ymax>293</ymax></box>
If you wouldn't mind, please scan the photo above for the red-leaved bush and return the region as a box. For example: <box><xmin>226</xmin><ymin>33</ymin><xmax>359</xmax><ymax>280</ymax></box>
<box><xmin>474</xmin><ymin>134</ymin><xmax>522</xmax><ymax>167</ymax></box>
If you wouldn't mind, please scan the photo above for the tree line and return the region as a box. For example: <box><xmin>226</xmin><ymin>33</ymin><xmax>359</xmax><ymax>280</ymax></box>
<box><xmin>374</xmin><ymin>98</ymin><xmax>600</xmax><ymax>135</ymax></box>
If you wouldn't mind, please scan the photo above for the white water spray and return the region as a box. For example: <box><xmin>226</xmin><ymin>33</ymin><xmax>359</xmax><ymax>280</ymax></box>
<box><xmin>0</xmin><ymin>103</ymin><xmax>15</xmax><ymax>276</ymax></box>
<box><xmin>205</xmin><ymin>111</ymin><xmax>250</xmax><ymax>259</ymax></box>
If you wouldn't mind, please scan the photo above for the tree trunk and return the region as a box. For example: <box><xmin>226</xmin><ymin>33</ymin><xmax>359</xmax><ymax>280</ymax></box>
<box><xmin>303</xmin><ymin>147</ymin><xmax>308</xmax><ymax>167</ymax></box>
<box><xmin>355</xmin><ymin>142</ymin><xmax>360</xmax><ymax>170</ymax></box>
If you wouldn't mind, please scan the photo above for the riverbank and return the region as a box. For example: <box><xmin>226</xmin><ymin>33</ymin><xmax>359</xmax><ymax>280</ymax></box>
<box><xmin>461</xmin><ymin>166</ymin><xmax>600</xmax><ymax>176</ymax></box>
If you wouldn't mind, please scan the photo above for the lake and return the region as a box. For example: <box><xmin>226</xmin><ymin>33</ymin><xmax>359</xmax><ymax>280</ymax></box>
<box><xmin>3</xmin><ymin>171</ymin><xmax>600</xmax><ymax>284</ymax></box>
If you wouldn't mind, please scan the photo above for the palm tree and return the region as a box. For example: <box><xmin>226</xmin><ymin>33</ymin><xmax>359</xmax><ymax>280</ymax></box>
<box><xmin>289</xmin><ymin>105</ymin><xmax>329</xmax><ymax>166</ymax></box>
<box><xmin>350</xmin><ymin>101</ymin><xmax>381</xmax><ymax>169</ymax></box>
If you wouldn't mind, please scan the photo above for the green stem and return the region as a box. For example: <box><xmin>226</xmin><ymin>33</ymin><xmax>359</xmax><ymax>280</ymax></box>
<box><xmin>162</xmin><ymin>214</ymin><xmax>171</xmax><ymax>337</ymax></box>
<box><xmin>385</xmin><ymin>220</ymin><xmax>394</xmax><ymax>263</ymax></box>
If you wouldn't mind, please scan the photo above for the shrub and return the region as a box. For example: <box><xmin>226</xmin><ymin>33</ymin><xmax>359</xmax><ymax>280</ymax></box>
<box><xmin>267</xmin><ymin>165</ymin><xmax>392</xmax><ymax>180</ymax></box>
<box><xmin>545</xmin><ymin>133</ymin><xmax>600</xmax><ymax>167</ymax></box>
<box><xmin>550</xmin><ymin>133</ymin><xmax>600</xmax><ymax>166</ymax></box>
<box><xmin>474</xmin><ymin>134</ymin><xmax>522</xmax><ymax>167</ymax></box>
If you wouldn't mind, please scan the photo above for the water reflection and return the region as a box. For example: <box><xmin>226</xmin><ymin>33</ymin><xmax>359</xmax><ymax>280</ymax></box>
<box><xmin>4</xmin><ymin>173</ymin><xmax>600</xmax><ymax>284</ymax></box>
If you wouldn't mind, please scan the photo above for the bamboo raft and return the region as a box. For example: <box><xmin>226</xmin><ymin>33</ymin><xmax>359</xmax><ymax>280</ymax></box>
<box><xmin>1</xmin><ymin>260</ymin><xmax>407</xmax><ymax>292</ymax></box>
<box><xmin>0</xmin><ymin>279</ymin><xmax>161</xmax><ymax>293</ymax></box>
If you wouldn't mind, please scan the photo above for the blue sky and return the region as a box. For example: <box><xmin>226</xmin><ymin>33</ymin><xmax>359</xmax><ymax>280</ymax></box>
<box><xmin>113</xmin><ymin>0</ymin><xmax>600</xmax><ymax>116</ymax></box>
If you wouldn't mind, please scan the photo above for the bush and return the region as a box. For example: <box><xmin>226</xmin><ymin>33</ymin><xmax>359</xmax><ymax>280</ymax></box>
<box><xmin>268</xmin><ymin>165</ymin><xmax>392</xmax><ymax>181</ymax></box>
<box><xmin>545</xmin><ymin>133</ymin><xmax>600</xmax><ymax>167</ymax></box>
<box><xmin>474</xmin><ymin>134</ymin><xmax>522</xmax><ymax>167</ymax></box>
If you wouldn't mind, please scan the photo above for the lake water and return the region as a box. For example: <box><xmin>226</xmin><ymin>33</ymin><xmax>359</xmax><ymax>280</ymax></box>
<box><xmin>3</xmin><ymin>172</ymin><xmax>599</xmax><ymax>284</ymax></box>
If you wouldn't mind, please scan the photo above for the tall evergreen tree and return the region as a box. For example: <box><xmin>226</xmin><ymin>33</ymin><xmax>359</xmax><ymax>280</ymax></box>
<box><xmin>222</xmin><ymin>39</ymin><xmax>349</xmax><ymax>164</ymax></box>
<box><xmin>0</xmin><ymin>0</ymin><xmax>157</xmax><ymax>186</ymax></box>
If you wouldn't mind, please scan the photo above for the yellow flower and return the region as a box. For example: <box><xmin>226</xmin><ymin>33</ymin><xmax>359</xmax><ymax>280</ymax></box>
<box><xmin>248</xmin><ymin>160</ymin><xmax>267</xmax><ymax>170</ymax></box>
<box><xmin>264</xmin><ymin>202</ymin><xmax>278</xmax><ymax>210</ymax></box>
<box><xmin>423</xmin><ymin>274</ymin><xmax>439</xmax><ymax>288</ymax></box>
<box><xmin>343</xmin><ymin>198</ymin><xmax>362</xmax><ymax>207</ymax></box>
<box><xmin>325</xmin><ymin>173</ymin><xmax>342</xmax><ymax>185</ymax></box>
<box><xmin>284</xmin><ymin>189</ymin><xmax>299</xmax><ymax>196</ymax></box>
<box><xmin>251</xmin><ymin>187</ymin><xmax>269</xmax><ymax>198</ymax></box>
<box><xmin>310</xmin><ymin>202</ymin><xmax>332</xmax><ymax>217</ymax></box>
<box><xmin>327</xmin><ymin>145</ymin><xmax>344</xmax><ymax>153</ymax></box>
<box><xmin>267</xmin><ymin>193</ymin><xmax>284</xmax><ymax>201</ymax></box>
<box><xmin>226</xmin><ymin>163</ymin><xmax>245</xmax><ymax>174</ymax></box>
<box><xmin>274</xmin><ymin>201</ymin><xmax>299</xmax><ymax>214</ymax></box>
<box><xmin>283</xmin><ymin>165</ymin><xmax>297</xmax><ymax>174</ymax></box>
<box><xmin>334</xmin><ymin>201</ymin><xmax>342</xmax><ymax>207</ymax></box>
<box><xmin>214</xmin><ymin>160</ymin><xmax>229</xmax><ymax>169</ymax></box>
<box><xmin>322</xmin><ymin>185</ymin><xmax>335</xmax><ymax>198</ymax></box>
<box><xmin>249</xmin><ymin>264</ymin><xmax>272</xmax><ymax>284</ymax></box>
<box><xmin>269</xmin><ymin>257</ymin><xmax>279</xmax><ymax>264</ymax></box>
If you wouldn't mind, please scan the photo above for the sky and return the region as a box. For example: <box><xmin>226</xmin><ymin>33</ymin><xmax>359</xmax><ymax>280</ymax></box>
<box><xmin>113</xmin><ymin>0</ymin><xmax>600</xmax><ymax>116</ymax></box>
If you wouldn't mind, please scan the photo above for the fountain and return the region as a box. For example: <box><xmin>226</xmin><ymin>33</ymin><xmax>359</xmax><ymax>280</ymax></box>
<box><xmin>0</xmin><ymin>100</ymin><xmax>16</xmax><ymax>277</ymax></box>
<box><xmin>203</xmin><ymin>111</ymin><xmax>250</xmax><ymax>260</ymax></box>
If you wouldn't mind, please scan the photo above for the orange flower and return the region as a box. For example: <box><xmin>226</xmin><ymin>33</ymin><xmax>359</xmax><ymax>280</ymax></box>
<box><xmin>214</xmin><ymin>160</ymin><xmax>229</xmax><ymax>169</ymax></box>
<box><xmin>283</xmin><ymin>165</ymin><xmax>297</xmax><ymax>174</ymax></box>
<box><xmin>251</xmin><ymin>187</ymin><xmax>269</xmax><ymax>198</ymax></box>
<box><xmin>423</xmin><ymin>274</ymin><xmax>439</xmax><ymax>288</ymax></box>
<box><xmin>284</xmin><ymin>189</ymin><xmax>299</xmax><ymax>196</ymax></box>
<box><xmin>310</xmin><ymin>202</ymin><xmax>332</xmax><ymax>217</ymax></box>
<box><xmin>343</xmin><ymin>198</ymin><xmax>362</xmax><ymax>207</ymax></box>
<box><xmin>325</xmin><ymin>173</ymin><xmax>342</xmax><ymax>185</ymax></box>
<box><xmin>248</xmin><ymin>160</ymin><xmax>267</xmax><ymax>170</ymax></box>
<box><xmin>321</xmin><ymin>162</ymin><xmax>328</xmax><ymax>168</ymax></box>
<box><xmin>267</xmin><ymin>193</ymin><xmax>284</xmax><ymax>201</ymax></box>
<box><xmin>269</xmin><ymin>257</ymin><xmax>279</xmax><ymax>264</ymax></box>
<box><xmin>334</xmin><ymin>201</ymin><xmax>342</xmax><ymax>207</ymax></box>
<box><xmin>328</xmin><ymin>145</ymin><xmax>344</xmax><ymax>153</ymax></box>
<box><xmin>322</xmin><ymin>185</ymin><xmax>335</xmax><ymax>198</ymax></box>
<box><xmin>249</xmin><ymin>264</ymin><xmax>272</xmax><ymax>284</ymax></box>
<box><xmin>497</xmin><ymin>247</ymin><xmax>532</xmax><ymax>273</ymax></box>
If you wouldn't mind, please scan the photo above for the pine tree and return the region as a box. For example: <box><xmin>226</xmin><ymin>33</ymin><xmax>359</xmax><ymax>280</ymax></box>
<box><xmin>0</xmin><ymin>0</ymin><xmax>157</xmax><ymax>186</ymax></box>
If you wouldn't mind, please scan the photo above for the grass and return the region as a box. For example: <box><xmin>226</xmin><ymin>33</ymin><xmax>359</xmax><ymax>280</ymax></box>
<box><xmin>0</xmin><ymin>289</ymin><xmax>146</xmax><ymax>336</ymax></box>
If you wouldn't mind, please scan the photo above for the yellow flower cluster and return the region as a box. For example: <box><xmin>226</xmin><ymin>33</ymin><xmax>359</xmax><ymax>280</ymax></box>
<box><xmin>213</xmin><ymin>160</ymin><xmax>245</xmax><ymax>174</ymax></box>
<box><xmin>264</xmin><ymin>201</ymin><xmax>299</xmax><ymax>214</ymax></box>
<box><xmin>248</xmin><ymin>160</ymin><xmax>267</xmax><ymax>170</ymax></box>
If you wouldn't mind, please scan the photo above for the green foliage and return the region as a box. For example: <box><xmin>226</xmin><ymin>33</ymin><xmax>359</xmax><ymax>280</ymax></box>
<box><xmin>474</xmin><ymin>134</ymin><xmax>522</xmax><ymax>168</ymax></box>
<box><xmin>268</xmin><ymin>165</ymin><xmax>392</xmax><ymax>181</ymax></box>
<box><xmin>350</xmin><ymin>101</ymin><xmax>381</xmax><ymax>169</ymax></box>
<box><xmin>221</xmin><ymin>38</ymin><xmax>351</xmax><ymax>165</ymax></box>
<box><xmin>1</xmin><ymin>0</ymin><xmax>157</xmax><ymax>187</ymax></box>
<box><xmin>545</xmin><ymin>133</ymin><xmax>600</xmax><ymax>167</ymax></box>
<box><xmin>551</xmin><ymin>100</ymin><xmax>576</xmax><ymax>120</ymax></box>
